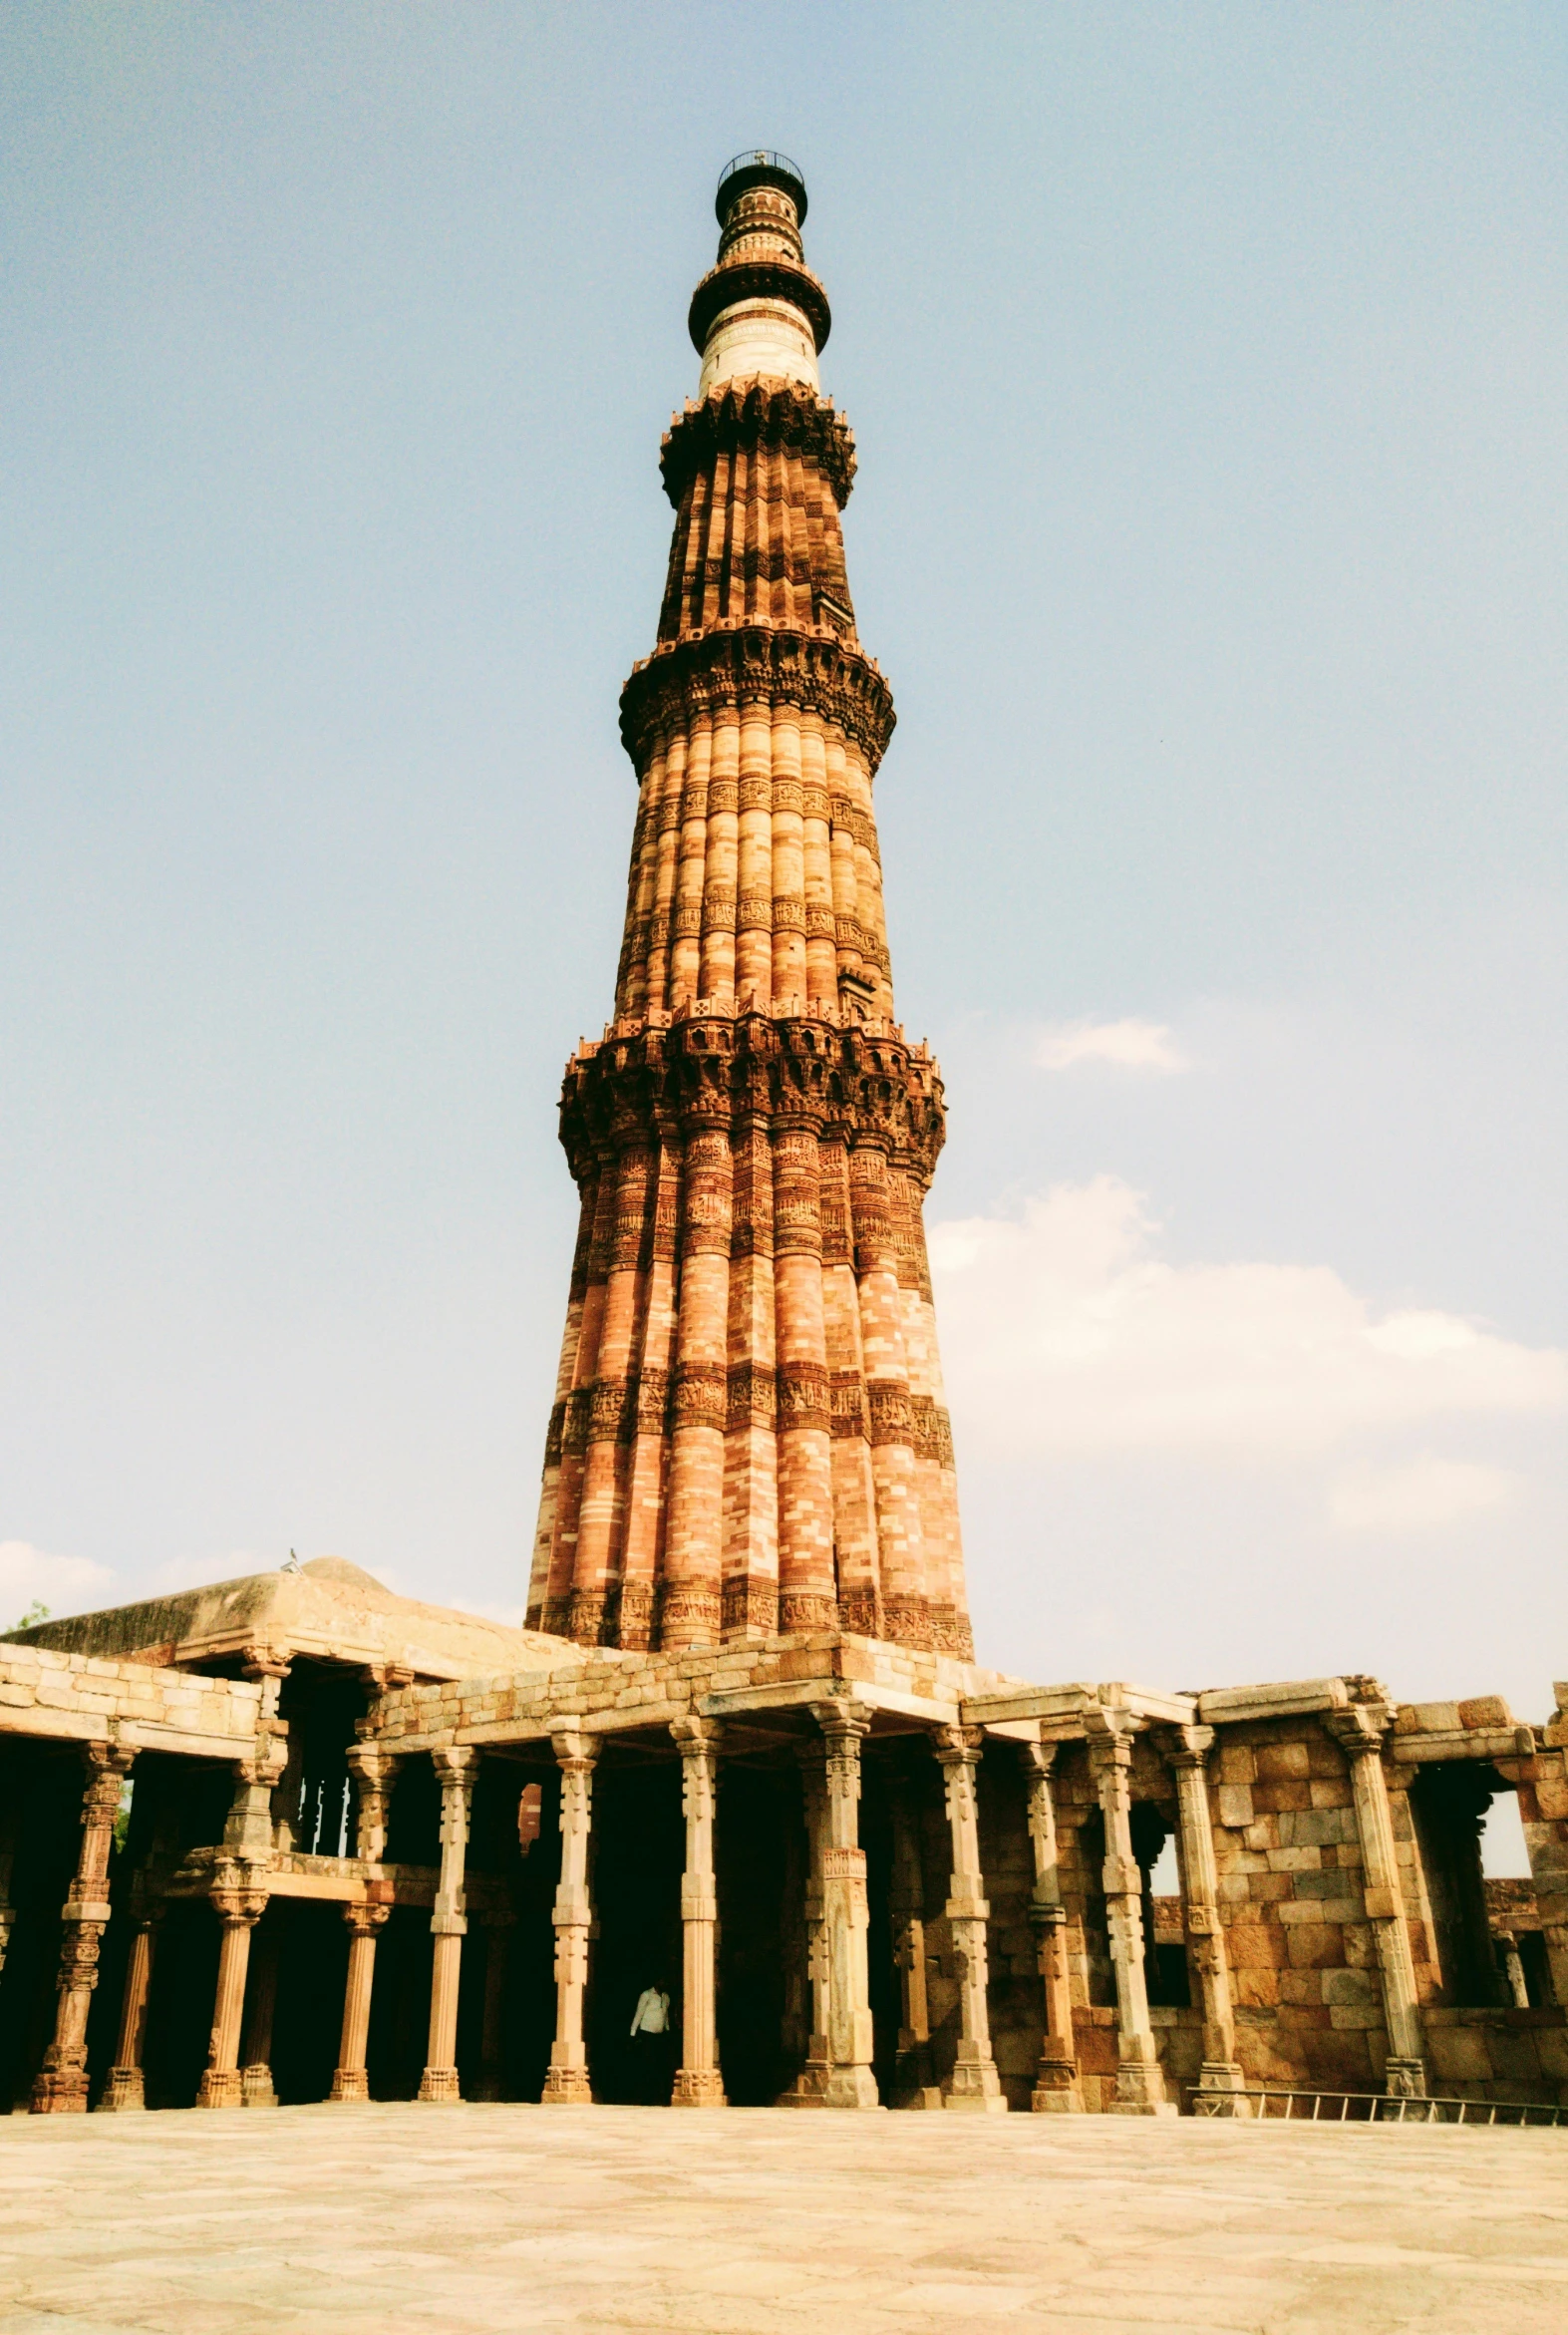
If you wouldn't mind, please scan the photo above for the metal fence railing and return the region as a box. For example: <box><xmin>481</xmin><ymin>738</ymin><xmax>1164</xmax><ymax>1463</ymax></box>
<box><xmin>1193</xmin><ymin>2085</ymin><xmax>1565</xmax><ymax>2128</ymax></box>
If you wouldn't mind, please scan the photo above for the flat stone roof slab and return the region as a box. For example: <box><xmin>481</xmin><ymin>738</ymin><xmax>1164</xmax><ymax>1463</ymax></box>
<box><xmin>3</xmin><ymin>2104</ymin><xmax>1566</xmax><ymax>2332</ymax></box>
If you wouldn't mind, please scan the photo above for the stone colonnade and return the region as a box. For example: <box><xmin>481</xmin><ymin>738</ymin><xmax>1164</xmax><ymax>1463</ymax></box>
<box><xmin>34</xmin><ymin>1697</ymin><xmax>1454</xmax><ymax>2114</ymax></box>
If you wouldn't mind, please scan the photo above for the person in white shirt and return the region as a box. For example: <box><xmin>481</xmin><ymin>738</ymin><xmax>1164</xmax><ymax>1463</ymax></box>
<box><xmin>628</xmin><ymin>1983</ymin><xmax>672</xmax><ymax>2103</ymax></box>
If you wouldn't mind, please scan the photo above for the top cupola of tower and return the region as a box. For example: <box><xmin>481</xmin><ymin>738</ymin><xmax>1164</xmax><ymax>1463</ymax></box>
<box><xmin>690</xmin><ymin>151</ymin><xmax>831</xmax><ymax>400</ymax></box>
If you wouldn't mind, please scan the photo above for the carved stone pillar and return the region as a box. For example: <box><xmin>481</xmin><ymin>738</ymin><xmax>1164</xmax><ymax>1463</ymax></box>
<box><xmin>31</xmin><ymin>1742</ymin><xmax>136</xmax><ymax>2113</ymax></box>
<box><xmin>931</xmin><ymin>1726</ymin><xmax>1006</xmax><ymax>2111</ymax></box>
<box><xmin>1019</xmin><ymin>1740</ymin><xmax>1082</xmax><ymax>2112</ymax></box>
<box><xmin>331</xmin><ymin>1900</ymin><xmax>390</xmax><ymax>2101</ymax></box>
<box><xmin>1326</xmin><ymin>1706</ymin><xmax>1428</xmax><ymax>2097</ymax></box>
<box><xmin>1086</xmin><ymin>1720</ymin><xmax>1173</xmax><ymax>2116</ymax></box>
<box><xmin>419</xmin><ymin>1747</ymin><xmax>479</xmax><ymax>2102</ymax></box>
<box><xmin>98</xmin><ymin>1901</ymin><xmax>163</xmax><ymax>2112</ymax></box>
<box><xmin>814</xmin><ymin>1699</ymin><xmax>879</xmax><ymax>2108</ymax></box>
<box><xmin>543</xmin><ymin>1732</ymin><xmax>600</xmax><ymax>2103</ymax></box>
<box><xmin>346</xmin><ymin>1745</ymin><xmax>403</xmax><ymax>1863</ymax></box>
<box><xmin>239</xmin><ymin>1915</ymin><xmax>280</xmax><ymax>2105</ymax></box>
<box><xmin>1159</xmin><ymin>1724</ymin><xmax>1246</xmax><ymax>2111</ymax></box>
<box><xmin>670</xmin><ymin>1718</ymin><xmax>726</xmax><ymax>2105</ymax></box>
<box><xmin>889</xmin><ymin>1774</ymin><xmax>938</xmax><ymax>2107</ymax></box>
<box><xmin>196</xmin><ymin>1864</ymin><xmax>268</xmax><ymax>2108</ymax></box>
<box><xmin>779</xmin><ymin>1740</ymin><xmax>830</xmax><ymax>2103</ymax></box>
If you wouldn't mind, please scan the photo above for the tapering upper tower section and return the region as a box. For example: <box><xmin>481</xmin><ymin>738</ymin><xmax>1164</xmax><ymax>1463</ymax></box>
<box><xmin>691</xmin><ymin>152</ymin><xmax>828</xmax><ymax>398</ymax></box>
<box><xmin>526</xmin><ymin>161</ymin><xmax>973</xmax><ymax>1667</ymax></box>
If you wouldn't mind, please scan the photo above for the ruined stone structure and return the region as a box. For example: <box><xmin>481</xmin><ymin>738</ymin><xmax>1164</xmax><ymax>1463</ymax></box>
<box><xmin>3</xmin><ymin>158</ymin><xmax>1564</xmax><ymax>2122</ymax></box>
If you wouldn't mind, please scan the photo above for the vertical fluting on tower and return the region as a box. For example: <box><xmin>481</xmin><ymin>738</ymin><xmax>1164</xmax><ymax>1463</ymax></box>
<box><xmin>525</xmin><ymin>155</ymin><xmax>973</xmax><ymax>1660</ymax></box>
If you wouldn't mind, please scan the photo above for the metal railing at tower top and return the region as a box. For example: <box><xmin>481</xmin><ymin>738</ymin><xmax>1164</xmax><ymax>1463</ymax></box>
<box><xmin>719</xmin><ymin>151</ymin><xmax>804</xmax><ymax>192</ymax></box>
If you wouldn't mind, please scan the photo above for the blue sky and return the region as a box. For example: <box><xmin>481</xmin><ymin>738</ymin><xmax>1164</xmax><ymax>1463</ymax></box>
<box><xmin>2</xmin><ymin>3</ymin><xmax>1564</xmax><ymax>1719</ymax></box>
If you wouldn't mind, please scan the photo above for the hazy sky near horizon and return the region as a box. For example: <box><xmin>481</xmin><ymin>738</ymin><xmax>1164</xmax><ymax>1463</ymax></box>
<box><xmin>3</xmin><ymin>3</ymin><xmax>1564</xmax><ymax>1716</ymax></box>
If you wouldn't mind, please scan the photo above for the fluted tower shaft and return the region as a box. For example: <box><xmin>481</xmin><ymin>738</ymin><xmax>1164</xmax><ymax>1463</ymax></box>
<box><xmin>525</xmin><ymin>155</ymin><xmax>971</xmax><ymax>1660</ymax></box>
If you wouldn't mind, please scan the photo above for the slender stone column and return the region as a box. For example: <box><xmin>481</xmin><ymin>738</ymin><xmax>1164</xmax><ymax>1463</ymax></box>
<box><xmin>331</xmin><ymin>1901</ymin><xmax>390</xmax><ymax>2101</ymax></box>
<box><xmin>471</xmin><ymin>1911</ymin><xmax>517</xmax><ymax>2103</ymax></box>
<box><xmin>419</xmin><ymin>1747</ymin><xmax>480</xmax><ymax>2102</ymax></box>
<box><xmin>889</xmin><ymin>1775</ymin><xmax>937</xmax><ymax>2107</ymax></box>
<box><xmin>1019</xmin><ymin>1740</ymin><xmax>1083</xmax><ymax>2112</ymax></box>
<box><xmin>931</xmin><ymin>1727</ymin><xmax>1006</xmax><ymax>2111</ymax></box>
<box><xmin>1085</xmin><ymin>1719</ymin><xmax>1173</xmax><ymax>2116</ymax></box>
<box><xmin>1158</xmin><ymin>1724</ymin><xmax>1246</xmax><ymax>2111</ymax></box>
<box><xmin>239</xmin><ymin>1917</ymin><xmax>280</xmax><ymax>2105</ymax></box>
<box><xmin>196</xmin><ymin>1866</ymin><xmax>268</xmax><ymax>2108</ymax></box>
<box><xmin>31</xmin><ymin>1742</ymin><xmax>136</xmax><ymax>2113</ymax></box>
<box><xmin>1326</xmin><ymin>1707</ymin><xmax>1428</xmax><ymax>2097</ymax></box>
<box><xmin>98</xmin><ymin>1902</ymin><xmax>162</xmax><ymax>2112</ymax></box>
<box><xmin>671</xmin><ymin>1717</ymin><xmax>726</xmax><ymax>2105</ymax></box>
<box><xmin>814</xmin><ymin>1699</ymin><xmax>879</xmax><ymax>2108</ymax></box>
<box><xmin>543</xmin><ymin>1732</ymin><xmax>600</xmax><ymax>2103</ymax></box>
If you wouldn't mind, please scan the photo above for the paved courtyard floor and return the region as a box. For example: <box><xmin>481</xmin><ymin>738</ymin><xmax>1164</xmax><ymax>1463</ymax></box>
<box><xmin>2</xmin><ymin>2103</ymin><xmax>1566</xmax><ymax>2334</ymax></box>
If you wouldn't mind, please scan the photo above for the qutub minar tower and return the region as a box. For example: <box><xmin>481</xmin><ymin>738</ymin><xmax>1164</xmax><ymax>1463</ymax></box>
<box><xmin>3</xmin><ymin>155</ymin><xmax>1562</xmax><ymax>2132</ymax></box>
<box><xmin>525</xmin><ymin>152</ymin><xmax>970</xmax><ymax>1662</ymax></box>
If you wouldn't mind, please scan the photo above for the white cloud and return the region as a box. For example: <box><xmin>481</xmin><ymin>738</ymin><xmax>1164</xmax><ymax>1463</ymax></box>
<box><xmin>1328</xmin><ymin>1457</ymin><xmax>1519</xmax><ymax>1534</ymax></box>
<box><xmin>1034</xmin><ymin>1018</ymin><xmax>1189</xmax><ymax>1073</ymax></box>
<box><xmin>0</xmin><ymin>1539</ymin><xmax>116</xmax><ymax>1628</ymax></box>
<box><xmin>928</xmin><ymin>1178</ymin><xmax>1568</xmax><ymax>1461</ymax></box>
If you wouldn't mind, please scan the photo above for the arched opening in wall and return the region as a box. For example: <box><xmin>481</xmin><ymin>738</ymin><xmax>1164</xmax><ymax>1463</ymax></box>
<box><xmin>1131</xmin><ymin>1805</ymin><xmax>1190</xmax><ymax>2010</ymax></box>
<box><xmin>1411</xmin><ymin>1761</ymin><xmax>1540</xmax><ymax>2008</ymax></box>
<box><xmin>0</xmin><ymin>1742</ymin><xmax>82</xmax><ymax>2112</ymax></box>
<box><xmin>716</xmin><ymin>1761</ymin><xmax>792</xmax><ymax>2105</ymax></box>
<box><xmin>271</xmin><ymin>1900</ymin><xmax>351</xmax><ymax>2103</ymax></box>
<box><xmin>587</xmin><ymin>1750</ymin><xmax>682</xmax><ymax>2103</ymax></box>
<box><xmin>143</xmin><ymin>1899</ymin><xmax>220</xmax><ymax>2108</ymax></box>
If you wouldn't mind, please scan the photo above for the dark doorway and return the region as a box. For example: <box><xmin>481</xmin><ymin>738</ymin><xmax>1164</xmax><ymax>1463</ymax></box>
<box><xmin>367</xmin><ymin>1905</ymin><xmax>434</xmax><ymax>2099</ymax></box>
<box><xmin>587</xmin><ymin>1757</ymin><xmax>682</xmax><ymax>2104</ymax></box>
<box><xmin>271</xmin><ymin>1900</ymin><xmax>350</xmax><ymax>2103</ymax></box>
<box><xmin>143</xmin><ymin>1899</ymin><xmax>220</xmax><ymax>2108</ymax></box>
<box><xmin>716</xmin><ymin>1763</ymin><xmax>792</xmax><ymax>2105</ymax></box>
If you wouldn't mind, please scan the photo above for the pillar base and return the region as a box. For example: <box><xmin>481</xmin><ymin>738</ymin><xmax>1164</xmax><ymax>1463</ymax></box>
<box><xmin>541</xmin><ymin>2065</ymin><xmax>593</xmax><ymax>2105</ymax></box>
<box><xmin>777</xmin><ymin>2054</ymin><xmax>830</xmax><ymax>2106</ymax></box>
<box><xmin>96</xmin><ymin>2066</ymin><xmax>146</xmax><ymax>2113</ymax></box>
<box><xmin>30</xmin><ymin>2067</ymin><xmax>89</xmax><ymax>2114</ymax></box>
<box><xmin>241</xmin><ymin>2064</ymin><xmax>277</xmax><ymax>2107</ymax></box>
<box><xmin>943</xmin><ymin>2052</ymin><xmax>1009</xmax><ymax>2112</ymax></box>
<box><xmin>1191</xmin><ymin>2062</ymin><xmax>1250</xmax><ymax>2117</ymax></box>
<box><xmin>1031</xmin><ymin>2057</ymin><xmax>1084</xmax><ymax>2114</ymax></box>
<box><xmin>671</xmin><ymin>2068</ymin><xmax>727</xmax><ymax>2108</ymax></box>
<box><xmin>329</xmin><ymin>2068</ymin><xmax>370</xmax><ymax>2103</ymax></box>
<box><xmin>893</xmin><ymin>2085</ymin><xmax>944</xmax><ymax>2110</ymax></box>
<box><xmin>1112</xmin><ymin>2061</ymin><xmax>1176</xmax><ymax>2117</ymax></box>
<box><xmin>822</xmin><ymin>2065</ymin><xmax>882</xmax><ymax>2110</ymax></box>
<box><xmin>195</xmin><ymin>2068</ymin><xmax>244</xmax><ymax>2110</ymax></box>
<box><xmin>1384</xmin><ymin>2057</ymin><xmax>1428</xmax><ymax>2100</ymax></box>
<box><xmin>417</xmin><ymin>2065</ymin><xmax>462</xmax><ymax>2103</ymax></box>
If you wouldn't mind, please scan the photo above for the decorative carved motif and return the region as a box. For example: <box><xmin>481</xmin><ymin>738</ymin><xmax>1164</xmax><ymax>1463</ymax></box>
<box><xmin>621</xmin><ymin>628</ymin><xmax>895</xmax><ymax>777</ymax></box>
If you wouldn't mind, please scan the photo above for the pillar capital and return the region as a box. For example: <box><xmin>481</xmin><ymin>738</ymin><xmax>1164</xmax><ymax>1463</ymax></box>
<box><xmin>670</xmin><ymin>1715</ymin><xmax>724</xmax><ymax>1755</ymax></box>
<box><xmin>550</xmin><ymin>1730</ymin><xmax>602</xmax><ymax>1775</ymax></box>
<box><xmin>809</xmin><ymin>1697</ymin><xmax>871</xmax><ymax>1747</ymax></box>
<box><xmin>1324</xmin><ymin>1705</ymin><xmax>1392</xmax><ymax>1759</ymax></box>
<box><xmin>343</xmin><ymin>1900</ymin><xmax>391</xmax><ymax>1937</ymax></box>
<box><xmin>1154</xmin><ymin>1723</ymin><xmax>1215</xmax><ymax>1771</ymax></box>
<box><xmin>431</xmin><ymin>1745</ymin><xmax>481</xmax><ymax>1790</ymax></box>
<box><xmin>930</xmin><ymin>1723</ymin><xmax>985</xmax><ymax>1771</ymax></box>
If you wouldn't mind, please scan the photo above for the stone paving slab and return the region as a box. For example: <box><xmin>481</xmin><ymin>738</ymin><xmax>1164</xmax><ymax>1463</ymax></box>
<box><xmin>2</xmin><ymin>2104</ymin><xmax>1566</xmax><ymax>2333</ymax></box>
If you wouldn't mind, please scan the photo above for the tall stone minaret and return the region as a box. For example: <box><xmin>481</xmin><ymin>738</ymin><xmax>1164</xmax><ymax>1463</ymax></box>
<box><xmin>526</xmin><ymin>154</ymin><xmax>972</xmax><ymax>1661</ymax></box>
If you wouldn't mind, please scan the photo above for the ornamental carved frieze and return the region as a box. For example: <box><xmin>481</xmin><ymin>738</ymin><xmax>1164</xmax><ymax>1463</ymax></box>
<box><xmin>620</xmin><ymin>626</ymin><xmax>896</xmax><ymax>776</ymax></box>
<box><xmin>660</xmin><ymin>376</ymin><xmax>857</xmax><ymax>510</ymax></box>
<box><xmin>558</xmin><ymin>1012</ymin><xmax>946</xmax><ymax>1187</ymax></box>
